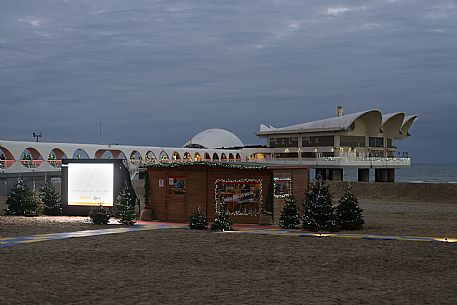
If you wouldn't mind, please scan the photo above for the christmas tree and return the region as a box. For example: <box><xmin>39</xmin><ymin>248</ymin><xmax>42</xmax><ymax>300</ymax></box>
<box><xmin>40</xmin><ymin>180</ymin><xmax>62</xmax><ymax>216</ymax></box>
<box><xmin>116</xmin><ymin>186</ymin><xmax>137</xmax><ymax>225</ymax></box>
<box><xmin>6</xmin><ymin>177</ymin><xmax>42</xmax><ymax>216</ymax></box>
<box><xmin>278</xmin><ymin>196</ymin><xmax>300</xmax><ymax>229</ymax></box>
<box><xmin>336</xmin><ymin>182</ymin><xmax>364</xmax><ymax>230</ymax></box>
<box><xmin>211</xmin><ymin>200</ymin><xmax>232</xmax><ymax>231</ymax></box>
<box><xmin>189</xmin><ymin>206</ymin><xmax>208</xmax><ymax>230</ymax></box>
<box><xmin>302</xmin><ymin>174</ymin><xmax>336</xmax><ymax>232</ymax></box>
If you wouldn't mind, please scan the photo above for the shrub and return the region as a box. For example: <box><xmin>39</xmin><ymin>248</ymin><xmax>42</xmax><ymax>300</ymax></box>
<box><xmin>89</xmin><ymin>205</ymin><xmax>111</xmax><ymax>225</ymax></box>
<box><xmin>278</xmin><ymin>196</ymin><xmax>300</xmax><ymax>229</ymax></box>
<box><xmin>336</xmin><ymin>182</ymin><xmax>364</xmax><ymax>230</ymax></box>
<box><xmin>115</xmin><ymin>186</ymin><xmax>136</xmax><ymax>225</ymax></box>
<box><xmin>189</xmin><ymin>206</ymin><xmax>208</xmax><ymax>230</ymax></box>
<box><xmin>40</xmin><ymin>181</ymin><xmax>62</xmax><ymax>216</ymax></box>
<box><xmin>302</xmin><ymin>175</ymin><xmax>337</xmax><ymax>232</ymax></box>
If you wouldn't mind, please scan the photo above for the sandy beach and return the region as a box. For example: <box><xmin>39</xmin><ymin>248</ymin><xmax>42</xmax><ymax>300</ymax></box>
<box><xmin>1</xmin><ymin>199</ymin><xmax>457</xmax><ymax>304</ymax></box>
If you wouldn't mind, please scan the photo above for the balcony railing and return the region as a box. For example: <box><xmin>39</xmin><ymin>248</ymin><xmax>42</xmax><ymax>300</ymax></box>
<box><xmin>249</xmin><ymin>156</ymin><xmax>411</xmax><ymax>168</ymax></box>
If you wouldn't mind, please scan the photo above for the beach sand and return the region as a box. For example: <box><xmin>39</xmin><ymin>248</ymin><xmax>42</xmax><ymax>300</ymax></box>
<box><xmin>1</xmin><ymin>200</ymin><xmax>457</xmax><ymax>304</ymax></box>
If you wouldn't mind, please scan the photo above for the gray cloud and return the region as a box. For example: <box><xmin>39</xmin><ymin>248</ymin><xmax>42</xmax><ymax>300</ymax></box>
<box><xmin>0</xmin><ymin>0</ymin><xmax>456</xmax><ymax>161</ymax></box>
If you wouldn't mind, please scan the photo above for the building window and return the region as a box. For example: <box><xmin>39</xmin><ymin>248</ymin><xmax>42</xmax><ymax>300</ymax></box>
<box><xmin>274</xmin><ymin>178</ymin><xmax>292</xmax><ymax>198</ymax></box>
<box><xmin>340</xmin><ymin>136</ymin><xmax>366</xmax><ymax>148</ymax></box>
<box><xmin>215</xmin><ymin>179</ymin><xmax>262</xmax><ymax>216</ymax></box>
<box><xmin>369</xmin><ymin>137</ymin><xmax>384</xmax><ymax>148</ymax></box>
<box><xmin>169</xmin><ymin>176</ymin><xmax>186</xmax><ymax>194</ymax></box>
<box><xmin>269</xmin><ymin>137</ymin><xmax>298</xmax><ymax>148</ymax></box>
<box><xmin>302</xmin><ymin>136</ymin><xmax>334</xmax><ymax>147</ymax></box>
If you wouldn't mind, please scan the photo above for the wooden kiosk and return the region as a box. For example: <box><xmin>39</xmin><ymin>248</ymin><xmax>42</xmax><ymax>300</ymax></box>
<box><xmin>141</xmin><ymin>162</ymin><xmax>308</xmax><ymax>224</ymax></box>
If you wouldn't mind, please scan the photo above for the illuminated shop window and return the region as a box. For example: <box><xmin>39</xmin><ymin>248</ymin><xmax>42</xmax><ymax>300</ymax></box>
<box><xmin>215</xmin><ymin>179</ymin><xmax>262</xmax><ymax>216</ymax></box>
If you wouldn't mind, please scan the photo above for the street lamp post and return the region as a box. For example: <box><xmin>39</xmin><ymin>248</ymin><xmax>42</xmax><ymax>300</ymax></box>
<box><xmin>33</xmin><ymin>132</ymin><xmax>42</xmax><ymax>142</ymax></box>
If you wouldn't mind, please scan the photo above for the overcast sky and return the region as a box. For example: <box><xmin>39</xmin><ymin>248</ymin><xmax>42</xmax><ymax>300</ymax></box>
<box><xmin>1</xmin><ymin>0</ymin><xmax>456</xmax><ymax>162</ymax></box>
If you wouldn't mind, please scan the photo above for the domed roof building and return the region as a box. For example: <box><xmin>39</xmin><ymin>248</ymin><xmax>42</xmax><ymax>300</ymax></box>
<box><xmin>183</xmin><ymin>128</ymin><xmax>244</xmax><ymax>149</ymax></box>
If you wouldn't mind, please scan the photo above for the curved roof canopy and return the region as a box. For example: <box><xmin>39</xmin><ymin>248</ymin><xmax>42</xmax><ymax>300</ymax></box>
<box><xmin>399</xmin><ymin>115</ymin><xmax>418</xmax><ymax>139</ymax></box>
<box><xmin>183</xmin><ymin>129</ymin><xmax>244</xmax><ymax>149</ymax></box>
<box><xmin>257</xmin><ymin>109</ymin><xmax>383</xmax><ymax>136</ymax></box>
<box><xmin>381</xmin><ymin>112</ymin><xmax>405</xmax><ymax>138</ymax></box>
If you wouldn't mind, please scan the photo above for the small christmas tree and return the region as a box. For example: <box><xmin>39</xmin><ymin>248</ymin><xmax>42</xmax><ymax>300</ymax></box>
<box><xmin>116</xmin><ymin>186</ymin><xmax>136</xmax><ymax>225</ymax></box>
<box><xmin>6</xmin><ymin>177</ymin><xmax>42</xmax><ymax>216</ymax></box>
<box><xmin>336</xmin><ymin>182</ymin><xmax>364</xmax><ymax>230</ymax></box>
<box><xmin>302</xmin><ymin>174</ymin><xmax>336</xmax><ymax>232</ymax></box>
<box><xmin>211</xmin><ymin>200</ymin><xmax>232</xmax><ymax>231</ymax></box>
<box><xmin>278</xmin><ymin>196</ymin><xmax>300</xmax><ymax>229</ymax></box>
<box><xmin>89</xmin><ymin>205</ymin><xmax>111</xmax><ymax>225</ymax></box>
<box><xmin>40</xmin><ymin>180</ymin><xmax>62</xmax><ymax>216</ymax></box>
<box><xmin>189</xmin><ymin>206</ymin><xmax>208</xmax><ymax>230</ymax></box>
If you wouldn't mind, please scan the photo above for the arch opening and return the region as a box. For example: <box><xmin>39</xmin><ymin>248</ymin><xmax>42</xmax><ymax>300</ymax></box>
<box><xmin>21</xmin><ymin>147</ymin><xmax>44</xmax><ymax>168</ymax></box>
<box><xmin>221</xmin><ymin>153</ymin><xmax>227</xmax><ymax>161</ymax></box>
<box><xmin>212</xmin><ymin>153</ymin><xmax>219</xmax><ymax>161</ymax></box>
<box><xmin>146</xmin><ymin>151</ymin><xmax>157</xmax><ymax>163</ymax></box>
<box><xmin>0</xmin><ymin>147</ymin><xmax>15</xmax><ymax>169</ymax></box>
<box><xmin>159</xmin><ymin>151</ymin><xmax>169</xmax><ymax>162</ymax></box>
<box><xmin>48</xmin><ymin>148</ymin><xmax>67</xmax><ymax>168</ymax></box>
<box><xmin>194</xmin><ymin>152</ymin><xmax>202</xmax><ymax>161</ymax></box>
<box><xmin>172</xmin><ymin>151</ymin><xmax>181</xmax><ymax>162</ymax></box>
<box><xmin>73</xmin><ymin>149</ymin><xmax>90</xmax><ymax>159</ymax></box>
<box><xmin>183</xmin><ymin>152</ymin><xmax>192</xmax><ymax>161</ymax></box>
<box><xmin>236</xmin><ymin>153</ymin><xmax>241</xmax><ymax>161</ymax></box>
<box><xmin>204</xmin><ymin>152</ymin><xmax>211</xmax><ymax>161</ymax></box>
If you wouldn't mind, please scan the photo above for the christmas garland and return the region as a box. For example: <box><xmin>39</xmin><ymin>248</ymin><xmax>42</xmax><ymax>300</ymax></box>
<box><xmin>141</xmin><ymin>161</ymin><xmax>266</xmax><ymax>170</ymax></box>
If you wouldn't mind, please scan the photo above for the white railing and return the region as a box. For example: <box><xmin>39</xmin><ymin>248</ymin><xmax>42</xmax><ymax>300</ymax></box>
<box><xmin>249</xmin><ymin>157</ymin><xmax>411</xmax><ymax>168</ymax></box>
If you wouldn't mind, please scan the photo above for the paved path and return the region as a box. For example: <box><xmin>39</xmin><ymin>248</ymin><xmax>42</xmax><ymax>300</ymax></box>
<box><xmin>1</xmin><ymin>221</ymin><xmax>456</xmax><ymax>248</ymax></box>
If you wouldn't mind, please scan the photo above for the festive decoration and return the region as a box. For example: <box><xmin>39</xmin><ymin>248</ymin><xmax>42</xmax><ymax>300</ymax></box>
<box><xmin>89</xmin><ymin>205</ymin><xmax>112</xmax><ymax>225</ymax></box>
<box><xmin>278</xmin><ymin>196</ymin><xmax>300</xmax><ymax>229</ymax></box>
<box><xmin>211</xmin><ymin>199</ymin><xmax>233</xmax><ymax>231</ymax></box>
<box><xmin>144</xmin><ymin>171</ymin><xmax>150</xmax><ymax>205</ymax></box>
<box><xmin>40</xmin><ymin>180</ymin><xmax>62</xmax><ymax>216</ymax></box>
<box><xmin>335</xmin><ymin>181</ymin><xmax>364</xmax><ymax>230</ymax></box>
<box><xmin>142</xmin><ymin>161</ymin><xmax>266</xmax><ymax>170</ymax></box>
<box><xmin>115</xmin><ymin>186</ymin><xmax>137</xmax><ymax>225</ymax></box>
<box><xmin>274</xmin><ymin>177</ymin><xmax>292</xmax><ymax>198</ymax></box>
<box><xmin>189</xmin><ymin>206</ymin><xmax>208</xmax><ymax>230</ymax></box>
<box><xmin>302</xmin><ymin>174</ymin><xmax>337</xmax><ymax>232</ymax></box>
<box><xmin>215</xmin><ymin>179</ymin><xmax>263</xmax><ymax>216</ymax></box>
<box><xmin>6</xmin><ymin>177</ymin><xmax>43</xmax><ymax>216</ymax></box>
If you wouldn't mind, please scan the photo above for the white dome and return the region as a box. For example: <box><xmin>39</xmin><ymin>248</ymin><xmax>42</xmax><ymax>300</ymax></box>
<box><xmin>183</xmin><ymin>129</ymin><xmax>244</xmax><ymax>149</ymax></box>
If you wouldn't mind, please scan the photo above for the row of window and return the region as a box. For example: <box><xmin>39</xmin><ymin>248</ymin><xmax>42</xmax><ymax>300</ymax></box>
<box><xmin>269</xmin><ymin>136</ymin><xmax>394</xmax><ymax>148</ymax></box>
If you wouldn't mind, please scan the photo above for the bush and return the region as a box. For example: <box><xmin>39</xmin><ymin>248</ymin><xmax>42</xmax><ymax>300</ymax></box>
<box><xmin>6</xmin><ymin>178</ymin><xmax>43</xmax><ymax>216</ymax></box>
<box><xmin>302</xmin><ymin>175</ymin><xmax>337</xmax><ymax>232</ymax></box>
<box><xmin>278</xmin><ymin>196</ymin><xmax>300</xmax><ymax>229</ymax></box>
<box><xmin>336</xmin><ymin>182</ymin><xmax>364</xmax><ymax>230</ymax></box>
<box><xmin>115</xmin><ymin>186</ymin><xmax>136</xmax><ymax>225</ymax></box>
<box><xmin>211</xmin><ymin>200</ymin><xmax>232</xmax><ymax>231</ymax></box>
<box><xmin>189</xmin><ymin>206</ymin><xmax>208</xmax><ymax>230</ymax></box>
<box><xmin>89</xmin><ymin>205</ymin><xmax>112</xmax><ymax>225</ymax></box>
<box><xmin>40</xmin><ymin>181</ymin><xmax>62</xmax><ymax>216</ymax></box>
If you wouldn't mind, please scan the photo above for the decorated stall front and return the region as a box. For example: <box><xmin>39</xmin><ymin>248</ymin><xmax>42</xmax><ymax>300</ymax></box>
<box><xmin>141</xmin><ymin>162</ymin><xmax>308</xmax><ymax>224</ymax></box>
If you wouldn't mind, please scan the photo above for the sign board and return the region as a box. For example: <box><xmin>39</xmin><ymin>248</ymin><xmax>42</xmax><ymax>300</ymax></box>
<box><xmin>215</xmin><ymin>180</ymin><xmax>262</xmax><ymax>216</ymax></box>
<box><xmin>67</xmin><ymin>163</ymin><xmax>114</xmax><ymax>206</ymax></box>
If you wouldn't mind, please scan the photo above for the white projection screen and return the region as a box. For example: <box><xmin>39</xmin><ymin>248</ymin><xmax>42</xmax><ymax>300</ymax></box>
<box><xmin>67</xmin><ymin>163</ymin><xmax>114</xmax><ymax>206</ymax></box>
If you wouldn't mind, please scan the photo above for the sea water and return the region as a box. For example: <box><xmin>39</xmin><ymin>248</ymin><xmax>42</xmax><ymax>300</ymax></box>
<box><xmin>312</xmin><ymin>163</ymin><xmax>457</xmax><ymax>183</ymax></box>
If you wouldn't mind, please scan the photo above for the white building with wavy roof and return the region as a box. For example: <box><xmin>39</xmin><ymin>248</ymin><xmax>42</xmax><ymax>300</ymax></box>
<box><xmin>0</xmin><ymin>107</ymin><xmax>417</xmax><ymax>187</ymax></box>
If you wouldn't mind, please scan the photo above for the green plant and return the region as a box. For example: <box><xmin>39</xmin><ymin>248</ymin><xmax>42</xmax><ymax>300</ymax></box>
<box><xmin>6</xmin><ymin>178</ymin><xmax>42</xmax><ymax>216</ymax></box>
<box><xmin>189</xmin><ymin>206</ymin><xmax>208</xmax><ymax>230</ymax></box>
<box><xmin>40</xmin><ymin>180</ymin><xmax>62</xmax><ymax>216</ymax></box>
<box><xmin>302</xmin><ymin>175</ymin><xmax>336</xmax><ymax>232</ymax></box>
<box><xmin>211</xmin><ymin>200</ymin><xmax>232</xmax><ymax>231</ymax></box>
<box><xmin>89</xmin><ymin>205</ymin><xmax>112</xmax><ymax>225</ymax></box>
<box><xmin>278</xmin><ymin>196</ymin><xmax>300</xmax><ymax>229</ymax></box>
<box><xmin>336</xmin><ymin>182</ymin><xmax>364</xmax><ymax>230</ymax></box>
<box><xmin>116</xmin><ymin>186</ymin><xmax>136</xmax><ymax>225</ymax></box>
